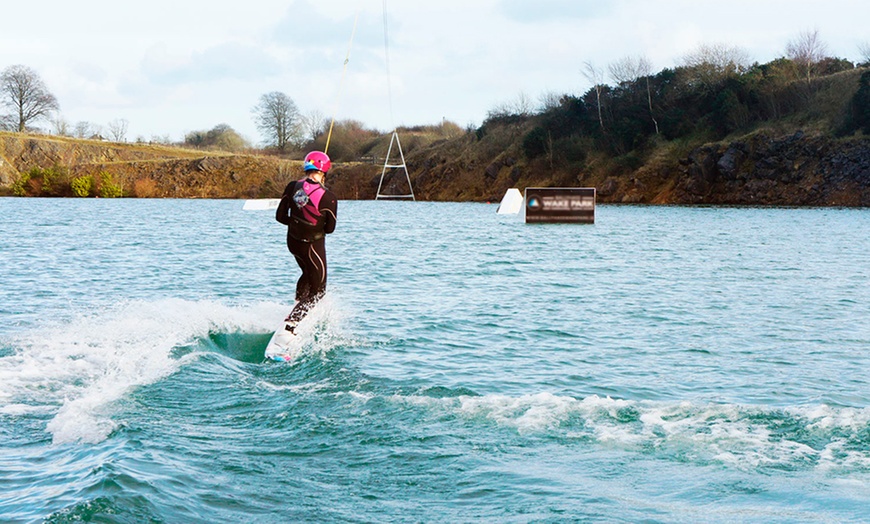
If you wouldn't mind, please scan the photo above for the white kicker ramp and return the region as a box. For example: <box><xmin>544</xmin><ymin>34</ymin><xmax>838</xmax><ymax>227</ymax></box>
<box><xmin>496</xmin><ymin>188</ymin><xmax>523</xmax><ymax>214</ymax></box>
<box><xmin>243</xmin><ymin>199</ymin><xmax>281</xmax><ymax>211</ymax></box>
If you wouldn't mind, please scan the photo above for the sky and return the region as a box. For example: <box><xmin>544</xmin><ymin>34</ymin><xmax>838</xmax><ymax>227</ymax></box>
<box><xmin>1</xmin><ymin>0</ymin><xmax>868</xmax><ymax>144</ymax></box>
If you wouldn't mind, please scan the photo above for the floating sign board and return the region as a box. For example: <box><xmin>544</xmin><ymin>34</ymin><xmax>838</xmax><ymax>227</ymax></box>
<box><xmin>524</xmin><ymin>187</ymin><xmax>595</xmax><ymax>224</ymax></box>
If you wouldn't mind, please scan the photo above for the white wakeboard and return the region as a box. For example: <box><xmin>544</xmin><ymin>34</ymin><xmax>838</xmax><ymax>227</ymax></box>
<box><xmin>264</xmin><ymin>320</ymin><xmax>302</xmax><ymax>362</ymax></box>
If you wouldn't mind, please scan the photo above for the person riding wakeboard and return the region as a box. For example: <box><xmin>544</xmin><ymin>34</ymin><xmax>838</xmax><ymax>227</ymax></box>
<box><xmin>275</xmin><ymin>150</ymin><xmax>338</xmax><ymax>332</ymax></box>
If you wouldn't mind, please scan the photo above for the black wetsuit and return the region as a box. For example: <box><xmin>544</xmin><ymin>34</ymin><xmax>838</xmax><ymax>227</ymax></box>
<box><xmin>276</xmin><ymin>177</ymin><xmax>338</xmax><ymax>324</ymax></box>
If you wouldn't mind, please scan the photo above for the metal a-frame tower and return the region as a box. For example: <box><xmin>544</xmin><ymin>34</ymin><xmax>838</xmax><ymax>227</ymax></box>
<box><xmin>375</xmin><ymin>130</ymin><xmax>415</xmax><ymax>200</ymax></box>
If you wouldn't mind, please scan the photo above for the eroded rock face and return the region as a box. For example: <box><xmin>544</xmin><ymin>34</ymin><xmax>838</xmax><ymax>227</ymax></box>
<box><xmin>397</xmin><ymin>127</ymin><xmax>868</xmax><ymax>205</ymax></box>
<box><xmin>0</xmin><ymin>156</ymin><xmax>16</xmax><ymax>185</ymax></box>
<box><xmin>598</xmin><ymin>178</ymin><xmax>619</xmax><ymax>197</ymax></box>
<box><xmin>716</xmin><ymin>143</ymin><xmax>748</xmax><ymax>180</ymax></box>
<box><xmin>673</xmin><ymin>133</ymin><xmax>870</xmax><ymax>206</ymax></box>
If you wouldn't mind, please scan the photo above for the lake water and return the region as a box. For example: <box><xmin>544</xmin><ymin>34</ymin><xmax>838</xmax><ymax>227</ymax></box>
<box><xmin>1</xmin><ymin>198</ymin><xmax>869</xmax><ymax>522</ymax></box>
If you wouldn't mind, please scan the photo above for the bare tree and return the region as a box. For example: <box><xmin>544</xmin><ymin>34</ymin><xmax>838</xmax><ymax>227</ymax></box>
<box><xmin>485</xmin><ymin>101</ymin><xmax>510</xmax><ymax>120</ymax></box>
<box><xmin>150</xmin><ymin>134</ymin><xmax>173</xmax><ymax>145</ymax></box>
<box><xmin>0</xmin><ymin>65</ymin><xmax>59</xmax><ymax>132</ymax></box>
<box><xmin>74</xmin><ymin>121</ymin><xmax>92</xmax><ymax>139</ymax></box>
<box><xmin>74</xmin><ymin>121</ymin><xmax>103</xmax><ymax>139</ymax></box>
<box><xmin>636</xmin><ymin>58</ymin><xmax>659</xmax><ymax>135</ymax></box>
<box><xmin>52</xmin><ymin>116</ymin><xmax>71</xmax><ymax>136</ymax></box>
<box><xmin>486</xmin><ymin>92</ymin><xmax>536</xmax><ymax>120</ymax></box>
<box><xmin>581</xmin><ymin>61</ymin><xmax>606</xmax><ymax>129</ymax></box>
<box><xmin>537</xmin><ymin>91</ymin><xmax>562</xmax><ymax>113</ymax></box>
<box><xmin>681</xmin><ymin>43</ymin><xmax>750</xmax><ymax>73</ymax></box>
<box><xmin>511</xmin><ymin>92</ymin><xmax>535</xmax><ymax>116</ymax></box>
<box><xmin>609</xmin><ymin>56</ymin><xmax>646</xmax><ymax>85</ymax></box>
<box><xmin>252</xmin><ymin>91</ymin><xmax>301</xmax><ymax>151</ymax></box>
<box><xmin>107</xmin><ymin>118</ymin><xmax>129</xmax><ymax>142</ymax></box>
<box><xmin>858</xmin><ymin>41</ymin><xmax>870</xmax><ymax>65</ymax></box>
<box><xmin>786</xmin><ymin>29</ymin><xmax>828</xmax><ymax>84</ymax></box>
<box><xmin>679</xmin><ymin>43</ymin><xmax>750</xmax><ymax>90</ymax></box>
<box><xmin>609</xmin><ymin>55</ymin><xmax>660</xmax><ymax>135</ymax></box>
<box><xmin>301</xmin><ymin>109</ymin><xmax>329</xmax><ymax>142</ymax></box>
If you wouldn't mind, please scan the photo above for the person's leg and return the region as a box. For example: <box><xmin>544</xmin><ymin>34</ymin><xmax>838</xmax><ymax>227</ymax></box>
<box><xmin>285</xmin><ymin>238</ymin><xmax>327</xmax><ymax>325</ymax></box>
<box><xmin>287</xmin><ymin>237</ymin><xmax>312</xmax><ymax>323</ymax></box>
<box><xmin>306</xmin><ymin>238</ymin><xmax>327</xmax><ymax>299</ymax></box>
<box><xmin>292</xmin><ymin>251</ymin><xmax>310</xmax><ymax>303</ymax></box>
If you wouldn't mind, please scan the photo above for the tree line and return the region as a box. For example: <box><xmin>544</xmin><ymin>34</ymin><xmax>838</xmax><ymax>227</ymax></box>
<box><xmin>0</xmin><ymin>63</ymin><xmax>383</xmax><ymax>159</ymax></box>
<box><xmin>482</xmin><ymin>30</ymin><xmax>870</xmax><ymax>169</ymax></box>
<box><xmin>0</xmin><ymin>62</ymin><xmax>419</xmax><ymax>164</ymax></box>
<box><xmin>3</xmin><ymin>29</ymin><xmax>869</xmax><ymax>161</ymax></box>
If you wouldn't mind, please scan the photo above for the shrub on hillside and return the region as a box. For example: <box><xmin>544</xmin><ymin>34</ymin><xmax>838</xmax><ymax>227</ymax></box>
<box><xmin>13</xmin><ymin>166</ymin><xmax>72</xmax><ymax>196</ymax></box>
<box><xmin>44</xmin><ymin>166</ymin><xmax>70</xmax><ymax>196</ymax></box>
<box><xmin>70</xmin><ymin>175</ymin><xmax>93</xmax><ymax>197</ymax></box>
<box><xmin>98</xmin><ymin>171</ymin><xmax>124</xmax><ymax>198</ymax></box>
<box><xmin>437</xmin><ymin>120</ymin><xmax>464</xmax><ymax>138</ymax></box>
<box><xmin>133</xmin><ymin>178</ymin><xmax>158</xmax><ymax>197</ymax></box>
<box><xmin>10</xmin><ymin>172</ymin><xmax>30</xmax><ymax>196</ymax></box>
<box><xmin>306</xmin><ymin>120</ymin><xmax>381</xmax><ymax>162</ymax></box>
<box><xmin>816</xmin><ymin>58</ymin><xmax>855</xmax><ymax>76</ymax></box>
<box><xmin>553</xmin><ymin>135</ymin><xmax>589</xmax><ymax>167</ymax></box>
<box><xmin>522</xmin><ymin>127</ymin><xmax>549</xmax><ymax>159</ymax></box>
<box><xmin>184</xmin><ymin>124</ymin><xmax>249</xmax><ymax>152</ymax></box>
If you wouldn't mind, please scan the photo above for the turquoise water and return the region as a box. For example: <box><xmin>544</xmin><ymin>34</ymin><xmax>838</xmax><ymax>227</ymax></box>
<box><xmin>1</xmin><ymin>198</ymin><xmax>869</xmax><ymax>523</ymax></box>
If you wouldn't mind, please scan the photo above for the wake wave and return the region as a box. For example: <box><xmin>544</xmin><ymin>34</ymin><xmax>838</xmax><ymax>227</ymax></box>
<box><xmin>5</xmin><ymin>295</ymin><xmax>867</xmax><ymax>475</ymax></box>
<box><xmin>395</xmin><ymin>392</ymin><xmax>870</xmax><ymax>472</ymax></box>
<box><xmin>0</xmin><ymin>298</ymin><xmax>344</xmax><ymax>445</ymax></box>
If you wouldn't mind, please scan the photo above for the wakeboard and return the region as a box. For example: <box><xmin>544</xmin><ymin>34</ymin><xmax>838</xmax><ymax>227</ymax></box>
<box><xmin>264</xmin><ymin>320</ymin><xmax>302</xmax><ymax>362</ymax></box>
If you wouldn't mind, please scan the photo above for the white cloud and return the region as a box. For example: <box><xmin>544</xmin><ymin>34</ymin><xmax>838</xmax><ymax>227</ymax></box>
<box><xmin>142</xmin><ymin>42</ymin><xmax>283</xmax><ymax>84</ymax></box>
<box><xmin>499</xmin><ymin>0</ymin><xmax>617</xmax><ymax>21</ymax></box>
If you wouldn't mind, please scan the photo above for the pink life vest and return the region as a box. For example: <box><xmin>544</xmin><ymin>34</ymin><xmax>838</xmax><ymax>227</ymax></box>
<box><xmin>293</xmin><ymin>179</ymin><xmax>326</xmax><ymax>225</ymax></box>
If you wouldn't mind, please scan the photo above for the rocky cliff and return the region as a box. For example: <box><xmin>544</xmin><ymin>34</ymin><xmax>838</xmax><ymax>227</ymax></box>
<box><xmin>402</xmin><ymin>131</ymin><xmax>870</xmax><ymax>207</ymax></box>
<box><xmin>651</xmin><ymin>132</ymin><xmax>870</xmax><ymax>206</ymax></box>
<box><xmin>0</xmin><ymin>133</ymin><xmax>298</xmax><ymax>198</ymax></box>
<box><xmin>2</xmin><ymin>131</ymin><xmax>868</xmax><ymax>206</ymax></box>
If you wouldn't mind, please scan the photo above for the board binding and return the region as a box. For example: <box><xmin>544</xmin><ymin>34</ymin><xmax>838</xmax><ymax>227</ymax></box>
<box><xmin>264</xmin><ymin>321</ymin><xmax>302</xmax><ymax>362</ymax></box>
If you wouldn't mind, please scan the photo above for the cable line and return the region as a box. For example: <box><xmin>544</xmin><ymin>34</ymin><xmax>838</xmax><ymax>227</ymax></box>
<box><xmin>382</xmin><ymin>0</ymin><xmax>395</xmax><ymax>130</ymax></box>
<box><xmin>325</xmin><ymin>8</ymin><xmax>361</xmax><ymax>155</ymax></box>
<box><xmin>375</xmin><ymin>0</ymin><xmax>414</xmax><ymax>201</ymax></box>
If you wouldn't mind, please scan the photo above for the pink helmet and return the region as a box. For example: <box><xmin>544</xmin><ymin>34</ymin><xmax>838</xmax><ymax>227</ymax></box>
<box><xmin>303</xmin><ymin>151</ymin><xmax>331</xmax><ymax>173</ymax></box>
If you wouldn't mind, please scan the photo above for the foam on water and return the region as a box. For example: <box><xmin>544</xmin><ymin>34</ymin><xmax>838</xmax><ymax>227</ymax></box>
<box><xmin>0</xmin><ymin>298</ymin><xmax>323</xmax><ymax>444</ymax></box>
<box><xmin>280</xmin><ymin>293</ymin><xmax>352</xmax><ymax>360</ymax></box>
<box><xmin>393</xmin><ymin>391</ymin><xmax>870</xmax><ymax>472</ymax></box>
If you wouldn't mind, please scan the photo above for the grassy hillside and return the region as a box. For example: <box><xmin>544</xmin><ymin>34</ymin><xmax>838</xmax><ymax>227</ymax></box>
<box><xmin>0</xmin><ymin>132</ymin><xmax>298</xmax><ymax>198</ymax></box>
<box><xmin>0</xmin><ymin>126</ymin><xmax>452</xmax><ymax>200</ymax></box>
